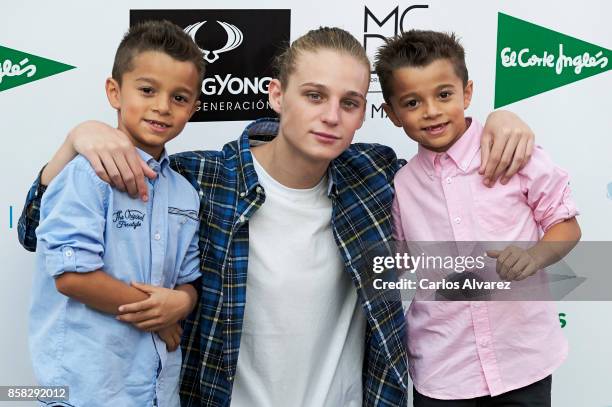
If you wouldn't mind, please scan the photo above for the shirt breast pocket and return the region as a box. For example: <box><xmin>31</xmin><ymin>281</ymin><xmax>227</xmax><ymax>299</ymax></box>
<box><xmin>168</xmin><ymin>207</ymin><xmax>199</xmax><ymax>225</ymax></box>
<box><xmin>471</xmin><ymin>178</ymin><xmax>522</xmax><ymax>233</ymax></box>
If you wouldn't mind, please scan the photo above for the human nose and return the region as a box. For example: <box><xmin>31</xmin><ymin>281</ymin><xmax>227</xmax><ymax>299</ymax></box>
<box><xmin>422</xmin><ymin>99</ymin><xmax>441</xmax><ymax>119</ymax></box>
<box><xmin>321</xmin><ymin>100</ymin><xmax>340</xmax><ymax>126</ymax></box>
<box><xmin>152</xmin><ymin>95</ymin><xmax>170</xmax><ymax>115</ymax></box>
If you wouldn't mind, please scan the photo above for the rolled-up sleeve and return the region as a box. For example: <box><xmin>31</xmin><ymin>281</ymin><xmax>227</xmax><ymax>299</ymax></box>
<box><xmin>519</xmin><ymin>146</ymin><xmax>578</xmax><ymax>232</ymax></box>
<box><xmin>37</xmin><ymin>158</ymin><xmax>108</xmax><ymax>277</ymax></box>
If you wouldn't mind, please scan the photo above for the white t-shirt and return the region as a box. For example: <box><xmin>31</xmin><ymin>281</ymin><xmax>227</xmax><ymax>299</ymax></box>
<box><xmin>230</xmin><ymin>156</ymin><xmax>365</xmax><ymax>407</ymax></box>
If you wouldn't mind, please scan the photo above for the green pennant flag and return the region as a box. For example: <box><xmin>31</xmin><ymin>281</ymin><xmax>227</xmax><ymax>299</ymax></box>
<box><xmin>495</xmin><ymin>13</ymin><xmax>611</xmax><ymax>108</ymax></box>
<box><xmin>0</xmin><ymin>45</ymin><xmax>75</xmax><ymax>93</ymax></box>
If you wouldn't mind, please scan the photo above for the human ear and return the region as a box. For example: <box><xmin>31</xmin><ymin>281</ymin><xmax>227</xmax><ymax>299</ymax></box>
<box><xmin>382</xmin><ymin>103</ymin><xmax>402</xmax><ymax>127</ymax></box>
<box><xmin>267</xmin><ymin>78</ymin><xmax>283</xmax><ymax>115</ymax></box>
<box><xmin>463</xmin><ymin>80</ymin><xmax>474</xmax><ymax>110</ymax></box>
<box><xmin>105</xmin><ymin>78</ymin><xmax>122</xmax><ymax>110</ymax></box>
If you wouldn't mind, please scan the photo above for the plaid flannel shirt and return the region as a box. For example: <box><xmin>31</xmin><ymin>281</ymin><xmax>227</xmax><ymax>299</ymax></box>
<box><xmin>19</xmin><ymin>118</ymin><xmax>408</xmax><ymax>407</ymax></box>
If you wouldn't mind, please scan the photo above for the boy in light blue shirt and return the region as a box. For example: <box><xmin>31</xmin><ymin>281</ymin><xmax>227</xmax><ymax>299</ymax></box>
<box><xmin>29</xmin><ymin>20</ymin><xmax>205</xmax><ymax>407</ymax></box>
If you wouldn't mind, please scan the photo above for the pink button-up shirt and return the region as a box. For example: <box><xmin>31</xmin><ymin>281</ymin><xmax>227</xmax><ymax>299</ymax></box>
<box><xmin>392</xmin><ymin>119</ymin><xmax>577</xmax><ymax>399</ymax></box>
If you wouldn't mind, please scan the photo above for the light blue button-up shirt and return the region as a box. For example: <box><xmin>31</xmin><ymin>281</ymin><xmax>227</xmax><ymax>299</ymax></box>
<box><xmin>30</xmin><ymin>149</ymin><xmax>201</xmax><ymax>407</ymax></box>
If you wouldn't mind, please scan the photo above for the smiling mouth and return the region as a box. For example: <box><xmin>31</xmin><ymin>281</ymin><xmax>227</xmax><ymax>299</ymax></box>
<box><xmin>422</xmin><ymin>122</ymin><xmax>449</xmax><ymax>135</ymax></box>
<box><xmin>145</xmin><ymin>119</ymin><xmax>171</xmax><ymax>129</ymax></box>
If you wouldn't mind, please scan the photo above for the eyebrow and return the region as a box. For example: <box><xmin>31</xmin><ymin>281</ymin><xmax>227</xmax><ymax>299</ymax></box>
<box><xmin>398</xmin><ymin>92</ymin><xmax>418</xmax><ymax>103</ymax></box>
<box><xmin>300</xmin><ymin>82</ymin><xmax>366</xmax><ymax>101</ymax></box>
<box><xmin>398</xmin><ymin>83</ymin><xmax>458</xmax><ymax>102</ymax></box>
<box><xmin>135</xmin><ymin>77</ymin><xmax>159</xmax><ymax>85</ymax></box>
<box><xmin>135</xmin><ymin>77</ymin><xmax>195</xmax><ymax>97</ymax></box>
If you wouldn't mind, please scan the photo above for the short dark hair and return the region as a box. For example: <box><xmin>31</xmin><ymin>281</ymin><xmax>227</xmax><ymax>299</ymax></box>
<box><xmin>112</xmin><ymin>20</ymin><xmax>205</xmax><ymax>93</ymax></box>
<box><xmin>374</xmin><ymin>30</ymin><xmax>468</xmax><ymax>104</ymax></box>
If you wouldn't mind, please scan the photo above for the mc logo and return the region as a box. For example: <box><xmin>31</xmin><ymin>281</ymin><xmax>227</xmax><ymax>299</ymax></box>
<box><xmin>363</xmin><ymin>4</ymin><xmax>428</xmax><ymax>74</ymax></box>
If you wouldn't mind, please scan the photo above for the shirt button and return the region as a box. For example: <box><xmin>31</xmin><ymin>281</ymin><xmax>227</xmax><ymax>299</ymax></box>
<box><xmin>454</xmin><ymin>217</ymin><xmax>461</xmax><ymax>224</ymax></box>
<box><xmin>154</xmin><ymin>232</ymin><xmax>161</xmax><ymax>241</ymax></box>
<box><xmin>228</xmin><ymin>375</ymin><xmax>234</xmax><ymax>382</ymax></box>
<box><xmin>239</xmin><ymin>192</ymin><xmax>245</xmax><ymax>197</ymax></box>
<box><xmin>239</xmin><ymin>215</ymin><xmax>245</xmax><ymax>223</ymax></box>
<box><xmin>446</xmin><ymin>177</ymin><xmax>452</xmax><ymax>184</ymax></box>
<box><xmin>480</xmin><ymin>339</ymin><xmax>489</xmax><ymax>347</ymax></box>
<box><xmin>256</xmin><ymin>186</ymin><xmax>263</xmax><ymax>193</ymax></box>
<box><xmin>65</xmin><ymin>249</ymin><xmax>73</xmax><ymax>257</ymax></box>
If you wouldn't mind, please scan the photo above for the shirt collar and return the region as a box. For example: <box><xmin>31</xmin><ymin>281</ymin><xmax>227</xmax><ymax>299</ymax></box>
<box><xmin>136</xmin><ymin>147</ymin><xmax>170</xmax><ymax>177</ymax></box>
<box><xmin>236</xmin><ymin>118</ymin><xmax>336</xmax><ymax>198</ymax></box>
<box><xmin>417</xmin><ymin>118</ymin><xmax>482</xmax><ymax>178</ymax></box>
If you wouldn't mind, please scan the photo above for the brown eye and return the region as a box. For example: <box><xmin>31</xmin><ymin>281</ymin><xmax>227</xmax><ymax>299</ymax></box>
<box><xmin>404</xmin><ymin>99</ymin><xmax>419</xmax><ymax>109</ymax></box>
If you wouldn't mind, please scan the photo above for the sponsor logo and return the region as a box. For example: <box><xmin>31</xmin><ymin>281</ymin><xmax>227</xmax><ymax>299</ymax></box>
<box><xmin>362</xmin><ymin>5</ymin><xmax>428</xmax><ymax>89</ymax></box>
<box><xmin>370</xmin><ymin>102</ymin><xmax>388</xmax><ymax>119</ymax></box>
<box><xmin>184</xmin><ymin>21</ymin><xmax>243</xmax><ymax>64</ymax></box>
<box><xmin>361</xmin><ymin>5</ymin><xmax>428</xmax><ymax>119</ymax></box>
<box><xmin>131</xmin><ymin>9</ymin><xmax>290</xmax><ymax>122</ymax></box>
<box><xmin>0</xmin><ymin>45</ymin><xmax>74</xmax><ymax>93</ymax></box>
<box><xmin>495</xmin><ymin>13</ymin><xmax>611</xmax><ymax>107</ymax></box>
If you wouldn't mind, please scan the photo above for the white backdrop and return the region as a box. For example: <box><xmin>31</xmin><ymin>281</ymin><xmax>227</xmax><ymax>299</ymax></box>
<box><xmin>1</xmin><ymin>1</ymin><xmax>611</xmax><ymax>406</ymax></box>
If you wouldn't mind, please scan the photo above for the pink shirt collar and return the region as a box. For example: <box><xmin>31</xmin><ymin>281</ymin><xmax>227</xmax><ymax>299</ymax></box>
<box><xmin>416</xmin><ymin>118</ymin><xmax>482</xmax><ymax>179</ymax></box>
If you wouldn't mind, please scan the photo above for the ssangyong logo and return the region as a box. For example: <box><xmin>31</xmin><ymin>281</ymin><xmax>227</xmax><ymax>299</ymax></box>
<box><xmin>184</xmin><ymin>21</ymin><xmax>243</xmax><ymax>63</ymax></box>
<box><xmin>131</xmin><ymin>9</ymin><xmax>290</xmax><ymax>122</ymax></box>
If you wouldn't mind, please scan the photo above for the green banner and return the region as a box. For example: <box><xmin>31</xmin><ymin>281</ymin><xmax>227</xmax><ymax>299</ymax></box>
<box><xmin>495</xmin><ymin>13</ymin><xmax>611</xmax><ymax>108</ymax></box>
<box><xmin>0</xmin><ymin>45</ymin><xmax>75</xmax><ymax>93</ymax></box>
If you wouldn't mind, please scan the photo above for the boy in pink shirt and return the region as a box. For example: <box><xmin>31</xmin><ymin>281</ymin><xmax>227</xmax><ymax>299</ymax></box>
<box><xmin>374</xmin><ymin>30</ymin><xmax>581</xmax><ymax>406</ymax></box>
